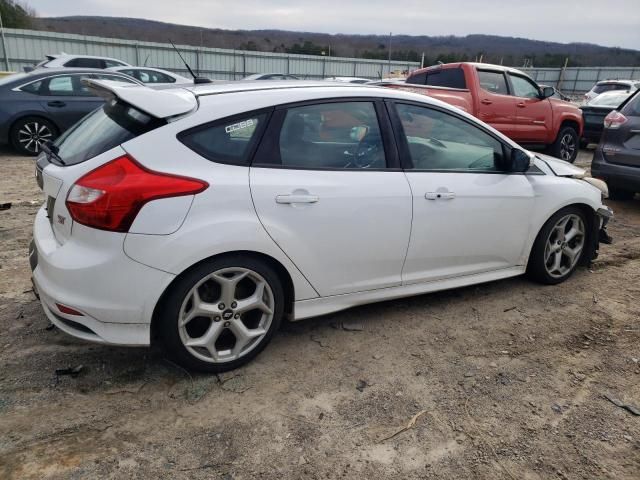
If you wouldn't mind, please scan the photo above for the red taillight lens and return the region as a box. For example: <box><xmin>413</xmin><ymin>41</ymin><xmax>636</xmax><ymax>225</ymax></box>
<box><xmin>66</xmin><ymin>155</ymin><xmax>208</xmax><ymax>232</ymax></box>
<box><xmin>603</xmin><ymin>110</ymin><xmax>628</xmax><ymax>130</ymax></box>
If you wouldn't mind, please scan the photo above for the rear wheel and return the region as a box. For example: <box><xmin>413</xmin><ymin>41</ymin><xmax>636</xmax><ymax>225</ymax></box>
<box><xmin>549</xmin><ymin>126</ymin><xmax>578</xmax><ymax>163</ymax></box>
<box><xmin>527</xmin><ymin>207</ymin><xmax>588</xmax><ymax>284</ymax></box>
<box><xmin>158</xmin><ymin>256</ymin><xmax>284</xmax><ymax>372</ymax></box>
<box><xmin>10</xmin><ymin>117</ymin><xmax>58</xmax><ymax>156</ymax></box>
<box><xmin>608</xmin><ymin>186</ymin><xmax>635</xmax><ymax>201</ymax></box>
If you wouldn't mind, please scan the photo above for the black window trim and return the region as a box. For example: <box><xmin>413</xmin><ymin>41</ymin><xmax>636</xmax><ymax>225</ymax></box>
<box><xmin>476</xmin><ymin>68</ymin><xmax>512</xmax><ymax>96</ymax></box>
<box><xmin>177</xmin><ymin>107</ymin><xmax>274</xmax><ymax>166</ymax></box>
<box><xmin>385</xmin><ymin>99</ymin><xmax>540</xmax><ymax>175</ymax></box>
<box><xmin>251</xmin><ymin>97</ymin><xmax>401</xmax><ymax>172</ymax></box>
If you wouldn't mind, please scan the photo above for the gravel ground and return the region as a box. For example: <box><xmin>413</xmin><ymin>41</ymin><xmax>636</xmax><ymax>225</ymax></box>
<box><xmin>0</xmin><ymin>148</ymin><xmax>639</xmax><ymax>479</ymax></box>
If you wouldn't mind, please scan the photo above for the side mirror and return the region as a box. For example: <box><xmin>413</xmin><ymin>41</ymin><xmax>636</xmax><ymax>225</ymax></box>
<box><xmin>539</xmin><ymin>86</ymin><xmax>555</xmax><ymax>99</ymax></box>
<box><xmin>23</xmin><ymin>66</ymin><xmax>34</xmax><ymax>73</ymax></box>
<box><xmin>508</xmin><ymin>148</ymin><xmax>530</xmax><ymax>172</ymax></box>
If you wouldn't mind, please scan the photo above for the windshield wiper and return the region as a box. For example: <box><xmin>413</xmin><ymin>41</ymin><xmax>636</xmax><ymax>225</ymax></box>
<box><xmin>41</xmin><ymin>142</ymin><xmax>66</xmax><ymax>166</ymax></box>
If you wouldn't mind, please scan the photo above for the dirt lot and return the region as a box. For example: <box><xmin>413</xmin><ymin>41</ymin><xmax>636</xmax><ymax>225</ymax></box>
<box><xmin>1</xmin><ymin>148</ymin><xmax>639</xmax><ymax>479</ymax></box>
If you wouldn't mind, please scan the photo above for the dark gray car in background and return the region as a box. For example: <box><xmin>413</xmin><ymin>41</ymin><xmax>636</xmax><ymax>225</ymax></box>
<box><xmin>0</xmin><ymin>68</ymin><xmax>140</xmax><ymax>155</ymax></box>
<box><xmin>592</xmin><ymin>90</ymin><xmax>640</xmax><ymax>200</ymax></box>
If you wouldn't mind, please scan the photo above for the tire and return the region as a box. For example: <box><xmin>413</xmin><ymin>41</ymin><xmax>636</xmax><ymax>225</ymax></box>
<box><xmin>10</xmin><ymin>116</ymin><xmax>58</xmax><ymax>156</ymax></box>
<box><xmin>157</xmin><ymin>255</ymin><xmax>285</xmax><ymax>373</ymax></box>
<box><xmin>608</xmin><ymin>186</ymin><xmax>635</xmax><ymax>201</ymax></box>
<box><xmin>527</xmin><ymin>206</ymin><xmax>589</xmax><ymax>285</ymax></box>
<box><xmin>549</xmin><ymin>126</ymin><xmax>579</xmax><ymax>163</ymax></box>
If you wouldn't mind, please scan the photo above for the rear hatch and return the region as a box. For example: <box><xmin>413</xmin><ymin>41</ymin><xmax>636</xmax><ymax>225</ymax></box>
<box><xmin>37</xmin><ymin>80</ymin><xmax>197</xmax><ymax>244</ymax></box>
<box><xmin>601</xmin><ymin>92</ymin><xmax>640</xmax><ymax>168</ymax></box>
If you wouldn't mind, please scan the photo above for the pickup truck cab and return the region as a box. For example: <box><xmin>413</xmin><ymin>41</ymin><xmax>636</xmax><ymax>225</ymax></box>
<box><xmin>386</xmin><ymin>62</ymin><xmax>584</xmax><ymax>162</ymax></box>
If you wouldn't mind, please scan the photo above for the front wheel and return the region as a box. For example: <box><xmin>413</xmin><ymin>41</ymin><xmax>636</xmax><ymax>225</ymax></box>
<box><xmin>527</xmin><ymin>207</ymin><xmax>588</xmax><ymax>285</ymax></box>
<box><xmin>549</xmin><ymin>126</ymin><xmax>579</xmax><ymax>163</ymax></box>
<box><xmin>157</xmin><ymin>256</ymin><xmax>284</xmax><ymax>372</ymax></box>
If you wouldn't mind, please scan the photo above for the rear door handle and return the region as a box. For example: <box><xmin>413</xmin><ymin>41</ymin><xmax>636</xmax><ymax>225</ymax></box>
<box><xmin>47</xmin><ymin>101</ymin><xmax>66</xmax><ymax>108</ymax></box>
<box><xmin>425</xmin><ymin>191</ymin><xmax>456</xmax><ymax>200</ymax></box>
<box><xmin>517</xmin><ymin>103</ymin><xmax>526</xmax><ymax>108</ymax></box>
<box><xmin>276</xmin><ymin>194</ymin><xmax>319</xmax><ymax>204</ymax></box>
<box><xmin>480</xmin><ymin>99</ymin><xmax>492</xmax><ymax>105</ymax></box>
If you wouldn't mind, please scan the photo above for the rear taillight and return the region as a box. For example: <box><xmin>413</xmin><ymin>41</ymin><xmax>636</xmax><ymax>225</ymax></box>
<box><xmin>66</xmin><ymin>155</ymin><xmax>208</xmax><ymax>232</ymax></box>
<box><xmin>603</xmin><ymin>110</ymin><xmax>628</xmax><ymax>130</ymax></box>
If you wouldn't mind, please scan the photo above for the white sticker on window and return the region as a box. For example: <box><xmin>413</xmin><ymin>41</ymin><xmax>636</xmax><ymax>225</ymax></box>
<box><xmin>225</xmin><ymin>119</ymin><xmax>255</xmax><ymax>134</ymax></box>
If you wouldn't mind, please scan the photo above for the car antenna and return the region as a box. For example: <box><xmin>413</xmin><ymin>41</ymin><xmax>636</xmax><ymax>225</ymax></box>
<box><xmin>169</xmin><ymin>39</ymin><xmax>212</xmax><ymax>84</ymax></box>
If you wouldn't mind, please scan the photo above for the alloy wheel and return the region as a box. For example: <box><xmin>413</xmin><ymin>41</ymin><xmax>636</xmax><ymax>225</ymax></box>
<box><xmin>559</xmin><ymin>133</ymin><xmax>576</xmax><ymax>161</ymax></box>
<box><xmin>544</xmin><ymin>214</ymin><xmax>585</xmax><ymax>278</ymax></box>
<box><xmin>178</xmin><ymin>267</ymin><xmax>275</xmax><ymax>363</ymax></box>
<box><xmin>18</xmin><ymin>121</ymin><xmax>53</xmax><ymax>154</ymax></box>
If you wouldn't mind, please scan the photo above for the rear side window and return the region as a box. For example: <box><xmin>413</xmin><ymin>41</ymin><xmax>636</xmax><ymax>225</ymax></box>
<box><xmin>21</xmin><ymin>80</ymin><xmax>44</xmax><ymax>94</ymax></box>
<box><xmin>477</xmin><ymin>70</ymin><xmax>508</xmax><ymax>94</ymax></box>
<box><xmin>104</xmin><ymin>60</ymin><xmax>126</xmax><ymax>68</ymax></box>
<box><xmin>406</xmin><ymin>72</ymin><xmax>427</xmax><ymax>85</ymax></box>
<box><xmin>53</xmin><ymin>98</ymin><xmax>165</xmax><ymax>165</ymax></box>
<box><xmin>179</xmin><ymin>113</ymin><xmax>268</xmax><ymax>165</ymax></box>
<box><xmin>622</xmin><ymin>92</ymin><xmax>640</xmax><ymax>116</ymax></box>
<box><xmin>64</xmin><ymin>58</ymin><xmax>105</xmax><ymax>69</ymax></box>
<box><xmin>425</xmin><ymin>68</ymin><xmax>466</xmax><ymax>89</ymax></box>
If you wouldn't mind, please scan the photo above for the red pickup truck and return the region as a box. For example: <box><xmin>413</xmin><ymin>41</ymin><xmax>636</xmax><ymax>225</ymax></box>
<box><xmin>385</xmin><ymin>63</ymin><xmax>584</xmax><ymax>163</ymax></box>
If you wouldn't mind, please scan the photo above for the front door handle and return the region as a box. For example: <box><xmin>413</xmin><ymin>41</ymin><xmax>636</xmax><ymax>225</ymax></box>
<box><xmin>425</xmin><ymin>191</ymin><xmax>456</xmax><ymax>200</ymax></box>
<box><xmin>276</xmin><ymin>194</ymin><xmax>319</xmax><ymax>204</ymax></box>
<box><xmin>47</xmin><ymin>101</ymin><xmax>66</xmax><ymax>108</ymax></box>
<box><xmin>517</xmin><ymin>102</ymin><xmax>526</xmax><ymax>108</ymax></box>
<box><xmin>480</xmin><ymin>99</ymin><xmax>492</xmax><ymax>105</ymax></box>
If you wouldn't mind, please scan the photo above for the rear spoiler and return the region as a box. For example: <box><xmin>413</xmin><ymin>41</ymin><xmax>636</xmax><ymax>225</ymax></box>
<box><xmin>82</xmin><ymin>79</ymin><xmax>197</xmax><ymax>119</ymax></box>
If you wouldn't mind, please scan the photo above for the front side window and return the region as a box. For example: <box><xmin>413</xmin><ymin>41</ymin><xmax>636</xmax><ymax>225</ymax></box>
<box><xmin>477</xmin><ymin>70</ymin><xmax>509</xmax><ymax>95</ymax></box>
<box><xmin>136</xmin><ymin>70</ymin><xmax>174</xmax><ymax>83</ymax></box>
<box><xmin>20</xmin><ymin>80</ymin><xmax>44</xmax><ymax>95</ymax></box>
<box><xmin>104</xmin><ymin>60</ymin><xmax>126</xmax><ymax>68</ymax></box>
<box><xmin>272</xmin><ymin>102</ymin><xmax>386</xmax><ymax>169</ymax></box>
<box><xmin>396</xmin><ymin>103</ymin><xmax>505</xmax><ymax>172</ymax></box>
<box><xmin>509</xmin><ymin>74</ymin><xmax>540</xmax><ymax>98</ymax></box>
<box><xmin>179</xmin><ymin>113</ymin><xmax>268</xmax><ymax>165</ymax></box>
<box><xmin>46</xmin><ymin>76</ymin><xmax>77</xmax><ymax>96</ymax></box>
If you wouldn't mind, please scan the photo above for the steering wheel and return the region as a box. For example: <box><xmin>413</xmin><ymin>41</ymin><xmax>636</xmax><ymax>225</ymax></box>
<box><xmin>344</xmin><ymin>138</ymin><xmax>382</xmax><ymax>169</ymax></box>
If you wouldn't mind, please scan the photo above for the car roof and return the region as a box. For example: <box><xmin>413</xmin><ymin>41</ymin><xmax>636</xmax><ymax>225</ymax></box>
<box><xmin>0</xmin><ymin>68</ymin><xmax>137</xmax><ymax>87</ymax></box>
<box><xmin>49</xmin><ymin>53</ymin><xmax>127</xmax><ymax>61</ymax></box>
<box><xmin>414</xmin><ymin>62</ymin><xmax>531</xmax><ymax>77</ymax></box>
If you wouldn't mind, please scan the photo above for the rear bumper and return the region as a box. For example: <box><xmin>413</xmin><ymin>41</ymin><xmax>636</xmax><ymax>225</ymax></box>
<box><xmin>31</xmin><ymin>206</ymin><xmax>175</xmax><ymax>346</ymax></box>
<box><xmin>591</xmin><ymin>148</ymin><xmax>640</xmax><ymax>191</ymax></box>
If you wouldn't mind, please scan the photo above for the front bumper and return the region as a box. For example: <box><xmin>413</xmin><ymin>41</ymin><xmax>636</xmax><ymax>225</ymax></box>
<box><xmin>31</xmin><ymin>206</ymin><xmax>175</xmax><ymax>346</ymax></box>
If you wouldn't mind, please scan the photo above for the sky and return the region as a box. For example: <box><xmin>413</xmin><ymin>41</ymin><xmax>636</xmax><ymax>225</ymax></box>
<box><xmin>27</xmin><ymin>0</ymin><xmax>640</xmax><ymax>50</ymax></box>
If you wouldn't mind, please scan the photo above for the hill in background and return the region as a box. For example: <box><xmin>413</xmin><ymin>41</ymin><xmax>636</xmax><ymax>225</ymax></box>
<box><xmin>33</xmin><ymin>16</ymin><xmax>640</xmax><ymax>68</ymax></box>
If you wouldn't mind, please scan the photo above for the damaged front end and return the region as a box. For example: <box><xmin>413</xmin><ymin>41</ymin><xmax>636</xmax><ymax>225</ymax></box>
<box><xmin>583</xmin><ymin>206</ymin><xmax>614</xmax><ymax>265</ymax></box>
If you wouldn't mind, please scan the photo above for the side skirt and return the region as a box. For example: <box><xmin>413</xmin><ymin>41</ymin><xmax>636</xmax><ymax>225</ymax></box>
<box><xmin>292</xmin><ymin>266</ymin><xmax>525</xmax><ymax>321</ymax></box>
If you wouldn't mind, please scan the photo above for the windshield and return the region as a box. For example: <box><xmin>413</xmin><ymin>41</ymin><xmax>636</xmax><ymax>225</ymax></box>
<box><xmin>589</xmin><ymin>92</ymin><xmax>630</xmax><ymax>107</ymax></box>
<box><xmin>53</xmin><ymin>98</ymin><xmax>165</xmax><ymax>165</ymax></box>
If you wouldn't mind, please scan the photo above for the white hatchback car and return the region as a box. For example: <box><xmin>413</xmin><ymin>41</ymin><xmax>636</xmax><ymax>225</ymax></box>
<box><xmin>31</xmin><ymin>80</ymin><xmax>613</xmax><ymax>372</ymax></box>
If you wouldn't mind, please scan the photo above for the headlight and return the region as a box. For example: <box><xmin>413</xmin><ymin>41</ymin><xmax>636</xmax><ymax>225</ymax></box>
<box><xmin>582</xmin><ymin>177</ymin><xmax>609</xmax><ymax>199</ymax></box>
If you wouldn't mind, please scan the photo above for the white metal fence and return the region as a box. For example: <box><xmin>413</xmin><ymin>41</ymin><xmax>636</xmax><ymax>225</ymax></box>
<box><xmin>0</xmin><ymin>28</ymin><xmax>418</xmax><ymax>80</ymax></box>
<box><xmin>0</xmin><ymin>28</ymin><xmax>638</xmax><ymax>92</ymax></box>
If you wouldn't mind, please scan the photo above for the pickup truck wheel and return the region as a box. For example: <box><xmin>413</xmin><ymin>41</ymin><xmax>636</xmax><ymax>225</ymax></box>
<box><xmin>550</xmin><ymin>126</ymin><xmax>578</xmax><ymax>163</ymax></box>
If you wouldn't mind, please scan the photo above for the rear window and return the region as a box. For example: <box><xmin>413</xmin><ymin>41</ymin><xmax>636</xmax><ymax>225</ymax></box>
<box><xmin>407</xmin><ymin>68</ymin><xmax>466</xmax><ymax>89</ymax></box>
<box><xmin>593</xmin><ymin>83</ymin><xmax>629</xmax><ymax>94</ymax></box>
<box><xmin>53</xmin><ymin>98</ymin><xmax>165</xmax><ymax>165</ymax></box>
